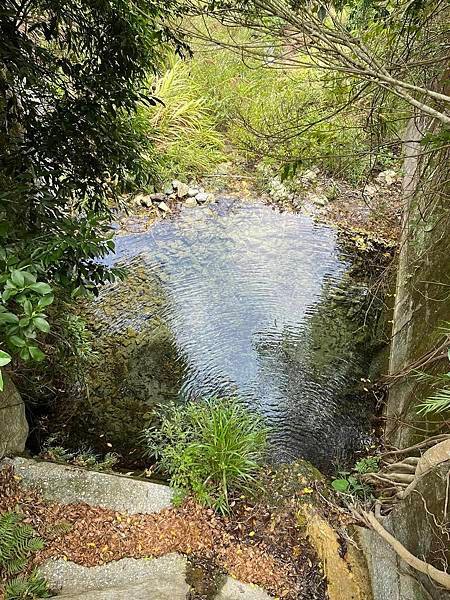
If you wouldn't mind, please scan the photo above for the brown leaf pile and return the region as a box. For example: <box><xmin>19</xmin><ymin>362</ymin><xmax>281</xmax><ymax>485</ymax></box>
<box><xmin>0</xmin><ymin>465</ymin><xmax>315</xmax><ymax>598</ymax></box>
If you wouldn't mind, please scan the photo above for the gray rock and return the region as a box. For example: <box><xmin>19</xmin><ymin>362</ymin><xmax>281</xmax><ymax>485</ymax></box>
<box><xmin>133</xmin><ymin>193</ymin><xmax>152</xmax><ymax>208</ymax></box>
<box><xmin>43</xmin><ymin>555</ymin><xmax>188</xmax><ymax>599</ymax></box>
<box><xmin>172</xmin><ymin>180</ymin><xmax>181</xmax><ymax>190</ymax></box>
<box><xmin>184</xmin><ymin>198</ymin><xmax>198</xmax><ymax>208</ymax></box>
<box><xmin>150</xmin><ymin>193</ymin><xmax>165</xmax><ymax>202</ymax></box>
<box><xmin>188</xmin><ymin>187</ymin><xmax>200</xmax><ymax>197</ymax></box>
<box><xmin>176</xmin><ymin>182</ymin><xmax>189</xmax><ymax>198</ymax></box>
<box><xmin>215</xmin><ymin>577</ymin><xmax>272</xmax><ymax>600</ymax></box>
<box><xmin>7</xmin><ymin>457</ymin><xmax>173</xmax><ymax>513</ymax></box>
<box><xmin>195</xmin><ymin>192</ymin><xmax>209</xmax><ymax>203</ymax></box>
<box><xmin>0</xmin><ymin>374</ymin><xmax>28</xmax><ymax>457</ymax></box>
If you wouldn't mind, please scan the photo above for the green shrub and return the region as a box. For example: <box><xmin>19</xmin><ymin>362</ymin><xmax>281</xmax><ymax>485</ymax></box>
<box><xmin>143</xmin><ymin>398</ymin><xmax>269</xmax><ymax>513</ymax></box>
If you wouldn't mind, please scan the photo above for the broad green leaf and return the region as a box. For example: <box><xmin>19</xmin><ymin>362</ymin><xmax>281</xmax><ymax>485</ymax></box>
<box><xmin>9</xmin><ymin>335</ymin><xmax>26</xmax><ymax>348</ymax></box>
<box><xmin>0</xmin><ymin>312</ymin><xmax>19</xmax><ymax>325</ymax></box>
<box><xmin>33</xmin><ymin>317</ymin><xmax>50</xmax><ymax>333</ymax></box>
<box><xmin>29</xmin><ymin>346</ymin><xmax>45</xmax><ymax>361</ymax></box>
<box><xmin>22</xmin><ymin>271</ymin><xmax>37</xmax><ymax>285</ymax></box>
<box><xmin>11</xmin><ymin>270</ymin><xmax>25</xmax><ymax>287</ymax></box>
<box><xmin>331</xmin><ymin>478</ymin><xmax>349</xmax><ymax>492</ymax></box>
<box><xmin>29</xmin><ymin>282</ymin><xmax>52</xmax><ymax>295</ymax></box>
<box><xmin>23</xmin><ymin>299</ymin><xmax>33</xmax><ymax>317</ymax></box>
<box><xmin>2</xmin><ymin>289</ymin><xmax>15</xmax><ymax>302</ymax></box>
<box><xmin>19</xmin><ymin>346</ymin><xmax>30</xmax><ymax>361</ymax></box>
<box><xmin>38</xmin><ymin>294</ymin><xmax>54</xmax><ymax>308</ymax></box>
<box><xmin>0</xmin><ymin>350</ymin><xmax>11</xmax><ymax>367</ymax></box>
<box><xmin>19</xmin><ymin>317</ymin><xmax>30</xmax><ymax>328</ymax></box>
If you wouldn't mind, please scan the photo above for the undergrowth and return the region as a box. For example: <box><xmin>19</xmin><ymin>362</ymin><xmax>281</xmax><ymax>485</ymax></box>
<box><xmin>0</xmin><ymin>512</ymin><xmax>49</xmax><ymax>599</ymax></box>
<box><xmin>136</xmin><ymin>22</ymin><xmax>399</xmax><ymax>187</ymax></box>
<box><xmin>143</xmin><ymin>397</ymin><xmax>269</xmax><ymax>514</ymax></box>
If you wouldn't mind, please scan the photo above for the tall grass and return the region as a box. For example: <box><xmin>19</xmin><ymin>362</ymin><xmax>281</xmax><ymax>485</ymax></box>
<box><xmin>181</xmin><ymin>25</ymin><xmax>395</xmax><ymax>183</ymax></box>
<box><xmin>143</xmin><ymin>397</ymin><xmax>269</xmax><ymax>514</ymax></box>
<box><xmin>134</xmin><ymin>56</ymin><xmax>226</xmax><ymax>184</ymax></box>
<box><xmin>135</xmin><ymin>23</ymin><xmax>399</xmax><ymax>186</ymax></box>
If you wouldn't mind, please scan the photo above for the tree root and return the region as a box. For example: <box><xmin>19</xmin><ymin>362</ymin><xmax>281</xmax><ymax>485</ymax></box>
<box><xmin>381</xmin><ymin>434</ymin><xmax>450</xmax><ymax>459</ymax></box>
<box><xmin>359</xmin><ymin>509</ymin><xmax>450</xmax><ymax>590</ymax></box>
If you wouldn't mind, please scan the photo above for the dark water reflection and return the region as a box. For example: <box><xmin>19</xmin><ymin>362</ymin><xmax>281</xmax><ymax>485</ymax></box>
<box><xmin>106</xmin><ymin>198</ymin><xmax>375</xmax><ymax>472</ymax></box>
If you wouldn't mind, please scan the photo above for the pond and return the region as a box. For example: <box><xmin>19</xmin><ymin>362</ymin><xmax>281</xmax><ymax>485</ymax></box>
<box><xmin>93</xmin><ymin>197</ymin><xmax>378</xmax><ymax>473</ymax></box>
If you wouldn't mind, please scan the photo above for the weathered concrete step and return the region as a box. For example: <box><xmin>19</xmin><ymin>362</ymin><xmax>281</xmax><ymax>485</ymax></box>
<box><xmin>42</xmin><ymin>556</ymin><xmax>272</xmax><ymax>600</ymax></box>
<box><xmin>42</xmin><ymin>555</ymin><xmax>188</xmax><ymax>599</ymax></box>
<box><xmin>5</xmin><ymin>457</ymin><xmax>173</xmax><ymax>514</ymax></box>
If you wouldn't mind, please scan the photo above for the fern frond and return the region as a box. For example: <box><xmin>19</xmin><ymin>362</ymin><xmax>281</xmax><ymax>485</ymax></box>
<box><xmin>0</xmin><ymin>512</ymin><xmax>44</xmax><ymax>577</ymax></box>
<box><xmin>417</xmin><ymin>388</ymin><xmax>450</xmax><ymax>415</ymax></box>
<box><xmin>5</xmin><ymin>571</ymin><xmax>49</xmax><ymax>599</ymax></box>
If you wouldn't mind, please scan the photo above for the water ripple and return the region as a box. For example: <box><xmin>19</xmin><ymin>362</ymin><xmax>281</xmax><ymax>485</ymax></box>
<box><xmin>105</xmin><ymin>198</ymin><xmax>374</xmax><ymax>472</ymax></box>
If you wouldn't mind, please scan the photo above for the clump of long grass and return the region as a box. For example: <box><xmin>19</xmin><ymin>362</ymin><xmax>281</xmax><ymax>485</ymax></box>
<box><xmin>134</xmin><ymin>56</ymin><xmax>226</xmax><ymax>183</ymax></box>
<box><xmin>143</xmin><ymin>397</ymin><xmax>269</xmax><ymax>514</ymax></box>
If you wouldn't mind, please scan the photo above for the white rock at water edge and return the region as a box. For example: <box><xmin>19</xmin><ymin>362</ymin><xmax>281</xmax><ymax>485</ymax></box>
<box><xmin>195</xmin><ymin>192</ymin><xmax>214</xmax><ymax>204</ymax></box>
<box><xmin>158</xmin><ymin>201</ymin><xmax>171</xmax><ymax>212</ymax></box>
<box><xmin>176</xmin><ymin>182</ymin><xmax>189</xmax><ymax>198</ymax></box>
<box><xmin>188</xmin><ymin>187</ymin><xmax>200</xmax><ymax>197</ymax></box>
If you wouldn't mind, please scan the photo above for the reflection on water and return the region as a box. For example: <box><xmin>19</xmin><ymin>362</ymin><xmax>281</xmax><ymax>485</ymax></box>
<box><xmin>106</xmin><ymin>198</ymin><xmax>375</xmax><ymax>472</ymax></box>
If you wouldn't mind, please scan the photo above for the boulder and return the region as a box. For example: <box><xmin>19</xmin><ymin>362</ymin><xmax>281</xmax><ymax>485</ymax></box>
<box><xmin>8</xmin><ymin>457</ymin><xmax>173</xmax><ymax>514</ymax></box>
<box><xmin>157</xmin><ymin>202</ymin><xmax>171</xmax><ymax>213</ymax></box>
<box><xmin>215</xmin><ymin>577</ymin><xmax>271</xmax><ymax>600</ymax></box>
<box><xmin>184</xmin><ymin>198</ymin><xmax>198</xmax><ymax>208</ymax></box>
<box><xmin>0</xmin><ymin>374</ymin><xmax>28</xmax><ymax>457</ymax></box>
<box><xmin>187</xmin><ymin>187</ymin><xmax>200</xmax><ymax>197</ymax></box>
<box><xmin>195</xmin><ymin>192</ymin><xmax>209</xmax><ymax>203</ymax></box>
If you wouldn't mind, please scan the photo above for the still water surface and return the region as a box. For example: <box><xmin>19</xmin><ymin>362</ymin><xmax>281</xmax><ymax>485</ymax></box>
<box><xmin>107</xmin><ymin>198</ymin><xmax>374</xmax><ymax>472</ymax></box>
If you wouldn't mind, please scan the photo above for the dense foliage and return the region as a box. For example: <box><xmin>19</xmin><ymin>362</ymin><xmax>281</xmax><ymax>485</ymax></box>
<box><xmin>143</xmin><ymin>398</ymin><xmax>269</xmax><ymax>513</ymax></box>
<box><xmin>0</xmin><ymin>0</ymin><xmax>186</xmax><ymax>384</ymax></box>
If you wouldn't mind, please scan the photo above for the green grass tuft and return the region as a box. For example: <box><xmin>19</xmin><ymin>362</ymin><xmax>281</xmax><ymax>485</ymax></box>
<box><xmin>143</xmin><ymin>397</ymin><xmax>269</xmax><ymax>514</ymax></box>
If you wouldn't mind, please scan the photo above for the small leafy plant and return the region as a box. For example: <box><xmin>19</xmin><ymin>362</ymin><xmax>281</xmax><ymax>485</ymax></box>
<box><xmin>331</xmin><ymin>456</ymin><xmax>379</xmax><ymax>500</ymax></box>
<box><xmin>331</xmin><ymin>473</ymin><xmax>372</xmax><ymax>500</ymax></box>
<box><xmin>5</xmin><ymin>572</ymin><xmax>49</xmax><ymax>600</ymax></box>
<box><xmin>354</xmin><ymin>456</ymin><xmax>380</xmax><ymax>474</ymax></box>
<box><xmin>143</xmin><ymin>397</ymin><xmax>269</xmax><ymax>514</ymax></box>
<box><xmin>0</xmin><ymin>265</ymin><xmax>54</xmax><ymax>391</ymax></box>
<box><xmin>0</xmin><ymin>511</ymin><xmax>49</xmax><ymax>599</ymax></box>
<box><xmin>0</xmin><ymin>512</ymin><xmax>44</xmax><ymax>577</ymax></box>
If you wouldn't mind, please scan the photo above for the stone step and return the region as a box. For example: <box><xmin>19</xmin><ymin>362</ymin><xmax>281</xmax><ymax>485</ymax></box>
<box><xmin>42</xmin><ymin>555</ymin><xmax>188</xmax><ymax>599</ymax></box>
<box><xmin>5</xmin><ymin>457</ymin><xmax>173</xmax><ymax>514</ymax></box>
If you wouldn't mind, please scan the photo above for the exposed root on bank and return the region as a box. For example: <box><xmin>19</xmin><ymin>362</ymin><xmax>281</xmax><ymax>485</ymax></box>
<box><xmin>357</xmin><ymin>508</ymin><xmax>450</xmax><ymax>591</ymax></box>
